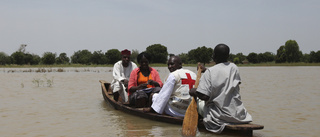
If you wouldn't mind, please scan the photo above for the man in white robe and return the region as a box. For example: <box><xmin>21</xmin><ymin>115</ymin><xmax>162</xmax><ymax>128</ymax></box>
<box><xmin>190</xmin><ymin>44</ymin><xmax>252</xmax><ymax>133</ymax></box>
<box><xmin>111</xmin><ymin>49</ymin><xmax>137</xmax><ymax>102</ymax></box>
<box><xmin>151</xmin><ymin>56</ymin><xmax>197</xmax><ymax>117</ymax></box>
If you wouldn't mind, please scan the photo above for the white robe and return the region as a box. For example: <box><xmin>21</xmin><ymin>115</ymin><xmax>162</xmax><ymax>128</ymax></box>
<box><xmin>197</xmin><ymin>62</ymin><xmax>252</xmax><ymax>133</ymax></box>
<box><xmin>111</xmin><ymin>61</ymin><xmax>137</xmax><ymax>102</ymax></box>
<box><xmin>152</xmin><ymin>74</ymin><xmax>185</xmax><ymax>117</ymax></box>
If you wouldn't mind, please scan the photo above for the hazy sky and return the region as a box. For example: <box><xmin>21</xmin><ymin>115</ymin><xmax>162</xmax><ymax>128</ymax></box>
<box><xmin>1</xmin><ymin>0</ymin><xmax>319</xmax><ymax>57</ymax></box>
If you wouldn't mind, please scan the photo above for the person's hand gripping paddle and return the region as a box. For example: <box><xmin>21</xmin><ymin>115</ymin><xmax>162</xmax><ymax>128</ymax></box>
<box><xmin>182</xmin><ymin>63</ymin><xmax>202</xmax><ymax>136</ymax></box>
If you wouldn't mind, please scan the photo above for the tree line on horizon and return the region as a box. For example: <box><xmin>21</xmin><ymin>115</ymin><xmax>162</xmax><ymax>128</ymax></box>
<box><xmin>0</xmin><ymin>40</ymin><xmax>320</xmax><ymax>66</ymax></box>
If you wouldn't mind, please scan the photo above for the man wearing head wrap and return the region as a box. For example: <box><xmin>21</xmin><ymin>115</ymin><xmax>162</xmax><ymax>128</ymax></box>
<box><xmin>111</xmin><ymin>49</ymin><xmax>137</xmax><ymax>102</ymax></box>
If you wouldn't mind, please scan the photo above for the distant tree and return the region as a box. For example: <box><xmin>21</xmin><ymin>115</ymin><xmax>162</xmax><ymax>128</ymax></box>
<box><xmin>247</xmin><ymin>52</ymin><xmax>259</xmax><ymax>63</ymax></box>
<box><xmin>187</xmin><ymin>49</ymin><xmax>197</xmax><ymax>64</ymax></box>
<box><xmin>24</xmin><ymin>53</ymin><xmax>33</xmax><ymax>65</ymax></box>
<box><xmin>131</xmin><ymin>49</ymin><xmax>139</xmax><ymax>63</ymax></box>
<box><xmin>188</xmin><ymin>46</ymin><xmax>213</xmax><ymax>65</ymax></box>
<box><xmin>233</xmin><ymin>57</ymin><xmax>240</xmax><ymax>64</ymax></box>
<box><xmin>11</xmin><ymin>51</ymin><xmax>25</xmax><ymax>65</ymax></box>
<box><xmin>56</xmin><ymin>53</ymin><xmax>70</xmax><ymax>64</ymax></box>
<box><xmin>236</xmin><ymin>53</ymin><xmax>246</xmax><ymax>63</ymax></box>
<box><xmin>18</xmin><ymin>44</ymin><xmax>27</xmax><ymax>53</ymax></box>
<box><xmin>315</xmin><ymin>50</ymin><xmax>320</xmax><ymax>63</ymax></box>
<box><xmin>71</xmin><ymin>50</ymin><xmax>92</xmax><ymax>64</ymax></box>
<box><xmin>0</xmin><ymin>52</ymin><xmax>11</xmax><ymax>65</ymax></box>
<box><xmin>285</xmin><ymin>40</ymin><xmax>301</xmax><ymax>62</ymax></box>
<box><xmin>91</xmin><ymin>50</ymin><xmax>107</xmax><ymax>64</ymax></box>
<box><xmin>228</xmin><ymin>53</ymin><xmax>236</xmax><ymax>62</ymax></box>
<box><xmin>24</xmin><ymin>53</ymin><xmax>40</xmax><ymax>65</ymax></box>
<box><xmin>105</xmin><ymin>49</ymin><xmax>121</xmax><ymax>64</ymax></box>
<box><xmin>146</xmin><ymin>44</ymin><xmax>168</xmax><ymax>63</ymax></box>
<box><xmin>309</xmin><ymin>50</ymin><xmax>320</xmax><ymax>63</ymax></box>
<box><xmin>41</xmin><ymin>52</ymin><xmax>56</xmax><ymax>65</ymax></box>
<box><xmin>262</xmin><ymin>52</ymin><xmax>275</xmax><ymax>62</ymax></box>
<box><xmin>31</xmin><ymin>54</ymin><xmax>41</xmax><ymax>65</ymax></box>
<box><xmin>178</xmin><ymin>53</ymin><xmax>189</xmax><ymax>64</ymax></box>
<box><xmin>275</xmin><ymin>45</ymin><xmax>286</xmax><ymax>63</ymax></box>
<box><xmin>257</xmin><ymin>53</ymin><xmax>266</xmax><ymax>63</ymax></box>
<box><xmin>301</xmin><ymin>53</ymin><xmax>310</xmax><ymax>63</ymax></box>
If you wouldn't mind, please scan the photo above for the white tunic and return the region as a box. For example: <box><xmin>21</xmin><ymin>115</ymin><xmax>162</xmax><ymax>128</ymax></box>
<box><xmin>197</xmin><ymin>62</ymin><xmax>252</xmax><ymax>133</ymax></box>
<box><xmin>152</xmin><ymin>68</ymin><xmax>196</xmax><ymax>117</ymax></box>
<box><xmin>111</xmin><ymin>61</ymin><xmax>137</xmax><ymax>102</ymax></box>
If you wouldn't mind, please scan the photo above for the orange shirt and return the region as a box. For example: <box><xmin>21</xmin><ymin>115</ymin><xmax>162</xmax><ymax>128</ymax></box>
<box><xmin>137</xmin><ymin>72</ymin><xmax>153</xmax><ymax>88</ymax></box>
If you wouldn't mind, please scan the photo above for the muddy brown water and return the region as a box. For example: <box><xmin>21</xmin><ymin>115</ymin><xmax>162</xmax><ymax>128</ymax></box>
<box><xmin>1</xmin><ymin>67</ymin><xmax>319</xmax><ymax>137</ymax></box>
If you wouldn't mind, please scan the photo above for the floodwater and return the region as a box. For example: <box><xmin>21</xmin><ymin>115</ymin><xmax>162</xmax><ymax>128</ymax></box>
<box><xmin>1</xmin><ymin>66</ymin><xmax>319</xmax><ymax>137</ymax></box>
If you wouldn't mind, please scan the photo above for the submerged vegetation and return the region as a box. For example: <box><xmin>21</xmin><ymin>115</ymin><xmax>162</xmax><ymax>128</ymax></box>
<box><xmin>32</xmin><ymin>74</ymin><xmax>54</xmax><ymax>87</ymax></box>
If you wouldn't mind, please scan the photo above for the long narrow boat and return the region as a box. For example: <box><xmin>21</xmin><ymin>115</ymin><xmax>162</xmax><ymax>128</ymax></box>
<box><xmin>100</xmin><ymin>80</ymin><xmax>263</xmax><ymax>136</ymax></box>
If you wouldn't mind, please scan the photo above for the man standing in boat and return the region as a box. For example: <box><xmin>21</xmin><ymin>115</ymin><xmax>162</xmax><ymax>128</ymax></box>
<box><xmin>190</xmin><ymin>44</ymin><xmax>252</xmax><ymax>133</ymax></box>
<box><xmin>111</xmin><ymin>49</ymin><xmax>137</xmax><ymax>102</ymax></box>
<box><xmin>150</xmin><ymin>56</ymin><xmax>197</xmax><ymax>117</ymax></box>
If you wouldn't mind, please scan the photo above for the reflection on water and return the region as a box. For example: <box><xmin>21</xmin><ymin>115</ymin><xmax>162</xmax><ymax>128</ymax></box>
<box><xmin>1</xmin><ymin>67</ymin><xmax>320</xmax><ymax>137</ymax></box>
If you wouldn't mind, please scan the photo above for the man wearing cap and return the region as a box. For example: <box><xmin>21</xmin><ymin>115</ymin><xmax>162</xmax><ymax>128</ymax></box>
<box><xmin>111</xmin><ymin>49</ymin><xmax>138</xmax><ymax>102</ymax></box>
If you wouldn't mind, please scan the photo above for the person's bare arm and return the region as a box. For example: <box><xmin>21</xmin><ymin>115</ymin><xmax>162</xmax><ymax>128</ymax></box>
<box><xmin>148</xmin><ymin>80</ymin><xmax>160</xmax><ymax>87</ymax></box>
<box><xmin>189</xmin><ymin>88</ymin><xmax>209</xmax><ymax>101</ymax></box>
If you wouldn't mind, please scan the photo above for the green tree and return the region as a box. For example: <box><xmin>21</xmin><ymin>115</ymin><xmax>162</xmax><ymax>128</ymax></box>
<box><xmin>23</xmin><ymin>53</ymin><xmax>40</xmax><ymax>65</ymax></box>
<box><xmin>178</xmin><ymin>53</ymin><xmax>189</xmax><ymax>64</ymax></box>
<box><xmin>275</xmin><ymin>45</ymin><xmax>286</xmax><ymax>63</ymax></box>
<box><xmin>188</xmin><ymin>46</ymin><xmax>213</xmax><ymax>65</ymax></box>
<box><xmin>285</xmin><ymin>40</ymin><xmax>301</xmax><ymax>63</ymax></box>
<box><xmin>236</xmin><ymin>53</ymin><xmax>246</xmax><ymax>63</ymax></box>
<box><xmin>301</xmin><ymin>53</ymin><xmax>310</xmax><ymax>63</ymax></box>
<box><xmin>263</xmin><ymin>52</ymin><xmax>275</xmax><ymax>62</ymax></box>
<box><xmin>187</xmin><ymin>49</ymin><xmax>197</xmax><ymax>64</ymax></box>
<box><xmin>0</xmin><ymin>52</ymin><xmax>11</xmax><ymax>65</ymax></box>
<box><xmin>146</xmin><ymin>44</ymin><xmax>168</xmax><ymax>63</ymax></box>
<box><xmin>247</xmin><ymin>52</ymin><xmax>259</xmax><ymax>63</ymax></box>
<box><xmin>71</xmin><ymin>50</ymin><xmax>92</xmax><ymax>64</ymax></box>
<box><xmin>131</xmin><ymin>49</ymin><xmax>139</xmax><ymax>63</ymax></box>
<box><xmin>11</xmin><ymin>51</ymin><xmax>25</xmax><ymax>65</ymax></box>
<box><xmin>233</xmin><ymin>57</ymin><xmax>240</xmax><ymax>64</ymax></box>
<box><xmin>309</xmin><ymin>50</ymin><xmax>320</xmax><ymax>63</ymax></box>
<box><xmin>41</xmin><ymin>52</ymin><xmax>56</xmax><ymax>65</ymax></box>
<box><xmin>228</xmin><ymin>53</ymin><xmax>236</xmax><ymax>62</ymax></box>
<box><xmin>105</xmin><ymin>49</ymin><xmax>121</xmax><ymax>64</ymax></box>
<box><xmin>91</xmin><ymin>50</ymin><xmax>107</xmax><ymax>64</ymax></box>
<box><xmin>18</xmin><ymin>44</ymin><xmax>27</xmax><ymax>53</ymax></box>
<box><xmin>315</xmin><ymin>50</ymin><xmax>320</xmax><ymax>63</ymax></box>
<box><xmin>56</xmin><ymin>53</ymin><xmax>70</xmax><ymax>64</ymax></box>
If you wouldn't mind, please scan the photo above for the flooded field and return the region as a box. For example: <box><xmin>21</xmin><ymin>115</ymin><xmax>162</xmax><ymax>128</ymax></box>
<box><xmin>1</xmin><ymin>66</ymin><xmax>320</xmax><ymax>137</ymax></box>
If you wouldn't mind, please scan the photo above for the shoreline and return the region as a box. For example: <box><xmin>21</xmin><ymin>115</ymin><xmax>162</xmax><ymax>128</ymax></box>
<box><xmin>1</xmin><ymin>62</ymin><xmax>320</xmax><ymax>68</ymax></box>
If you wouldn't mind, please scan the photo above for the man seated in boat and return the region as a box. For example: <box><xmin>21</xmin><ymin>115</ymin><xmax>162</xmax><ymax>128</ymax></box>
<box><xmin>148</xmin><ymin>56</ymin><xmax>197</xmax><ymax>117</ymax></box>
<box><xmin>189</xmin><ymin>44</ymin><xmax>252</xmax><ymax>134</ymax></box>
<box><xmin>111</xmin><ymin>49</ymin><xmax>138</xmax><ymax>102</ymax></box>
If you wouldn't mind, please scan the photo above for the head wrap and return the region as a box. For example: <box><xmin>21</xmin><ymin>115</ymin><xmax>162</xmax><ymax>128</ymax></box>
<box><xmin>121</xmin><ymin>49</ymin><xmax>131</xmax><ymax>55</ymax></box>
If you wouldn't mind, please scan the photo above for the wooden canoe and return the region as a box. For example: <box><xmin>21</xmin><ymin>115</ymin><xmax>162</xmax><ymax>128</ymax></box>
<box><xmin>99</xmin><ymin>80</ymin><xmax>264</xmax><ymax>136</ymax></box>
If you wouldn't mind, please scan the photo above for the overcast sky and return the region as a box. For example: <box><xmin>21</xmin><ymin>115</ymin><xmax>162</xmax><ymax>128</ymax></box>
<box><xmin>1</xmin><ymin>0</ymin><xmax>319</xmax><ymax>57</ymax></box>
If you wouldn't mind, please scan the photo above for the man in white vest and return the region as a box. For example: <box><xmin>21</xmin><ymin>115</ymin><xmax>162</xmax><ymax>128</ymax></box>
<box><xmin>111</xmin><ymin>49</ymin><xmax>137</xmax><ymax>102</ymax></box>
<box><xmin>150</xmin><ymin>56</ymin><xmax>197</xmax><ymax>117</ymax></box>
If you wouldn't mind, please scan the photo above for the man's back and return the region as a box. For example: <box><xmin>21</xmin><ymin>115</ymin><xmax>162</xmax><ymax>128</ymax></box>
<box><xmin>197</xmin><ymin>62</ymin><xmax>252</xmax><ymax>133</ymax></box>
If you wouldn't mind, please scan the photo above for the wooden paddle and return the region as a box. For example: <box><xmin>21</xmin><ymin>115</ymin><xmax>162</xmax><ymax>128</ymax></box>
<box><xmin>182</xmin><ymin>63</ymin><xmax>202</xmax><ymax>136</ymax></box>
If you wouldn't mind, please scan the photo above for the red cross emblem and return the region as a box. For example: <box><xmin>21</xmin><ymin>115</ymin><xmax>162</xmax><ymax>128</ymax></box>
<box><xmin>181</xmin><ymin>73</ymin><xmax>195</xmax><ymax>89</ymax></box>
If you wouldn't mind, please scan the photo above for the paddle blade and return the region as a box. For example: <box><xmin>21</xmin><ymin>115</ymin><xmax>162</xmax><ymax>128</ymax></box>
<box><xmin>182</xmin><ymin>98</ymin><xmax>198</xmax><ymax>136</ymax></box>
<box><xmin>182</xmin><ymin>63</ymin><xmax>202</xmax><ymax>136</ymax></box>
